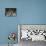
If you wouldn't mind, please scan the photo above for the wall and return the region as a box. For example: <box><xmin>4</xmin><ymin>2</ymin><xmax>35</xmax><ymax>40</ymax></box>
<box><xmin>0</xmin><ymin>0</ymin><xmax>46</xmax><ymax>44</ymax></box>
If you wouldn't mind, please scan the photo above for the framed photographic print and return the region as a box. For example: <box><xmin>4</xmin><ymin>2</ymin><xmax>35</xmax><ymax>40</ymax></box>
<box><xmin>18</xmin><ymin>24</ymin><xmax>46</xmax><ymax>46</ymax></box>
<box><xmin>18</xmin><ymin>24</ymin><xmax>46</xmax><ymax>41</ymax></box>
<box><xmin>5</xmin><ymin>8</ymin><xmax>16</xmax><ymax>17</ymax></box>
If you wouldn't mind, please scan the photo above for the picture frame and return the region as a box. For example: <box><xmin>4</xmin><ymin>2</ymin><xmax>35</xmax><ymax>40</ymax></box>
<box><xmin>18</xmin><ymin>24</ymin><xmax>46</xmax><ymax>42</ymax></box>
<box><xmin>5</xmin><ymin>8</ymin><xmax>16</xmax><ymax>17</ymax></box>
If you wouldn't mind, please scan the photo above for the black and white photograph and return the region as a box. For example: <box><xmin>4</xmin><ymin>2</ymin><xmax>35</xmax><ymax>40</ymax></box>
<box><xmin>18</xmin><ymin>24</ymin><xmax>46</xmax><ymax>46</ymax></box>
<box><xmin>5</xmin><ymin>8</ymin><xmax>16</xmax><ymax>17</ymax></box>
